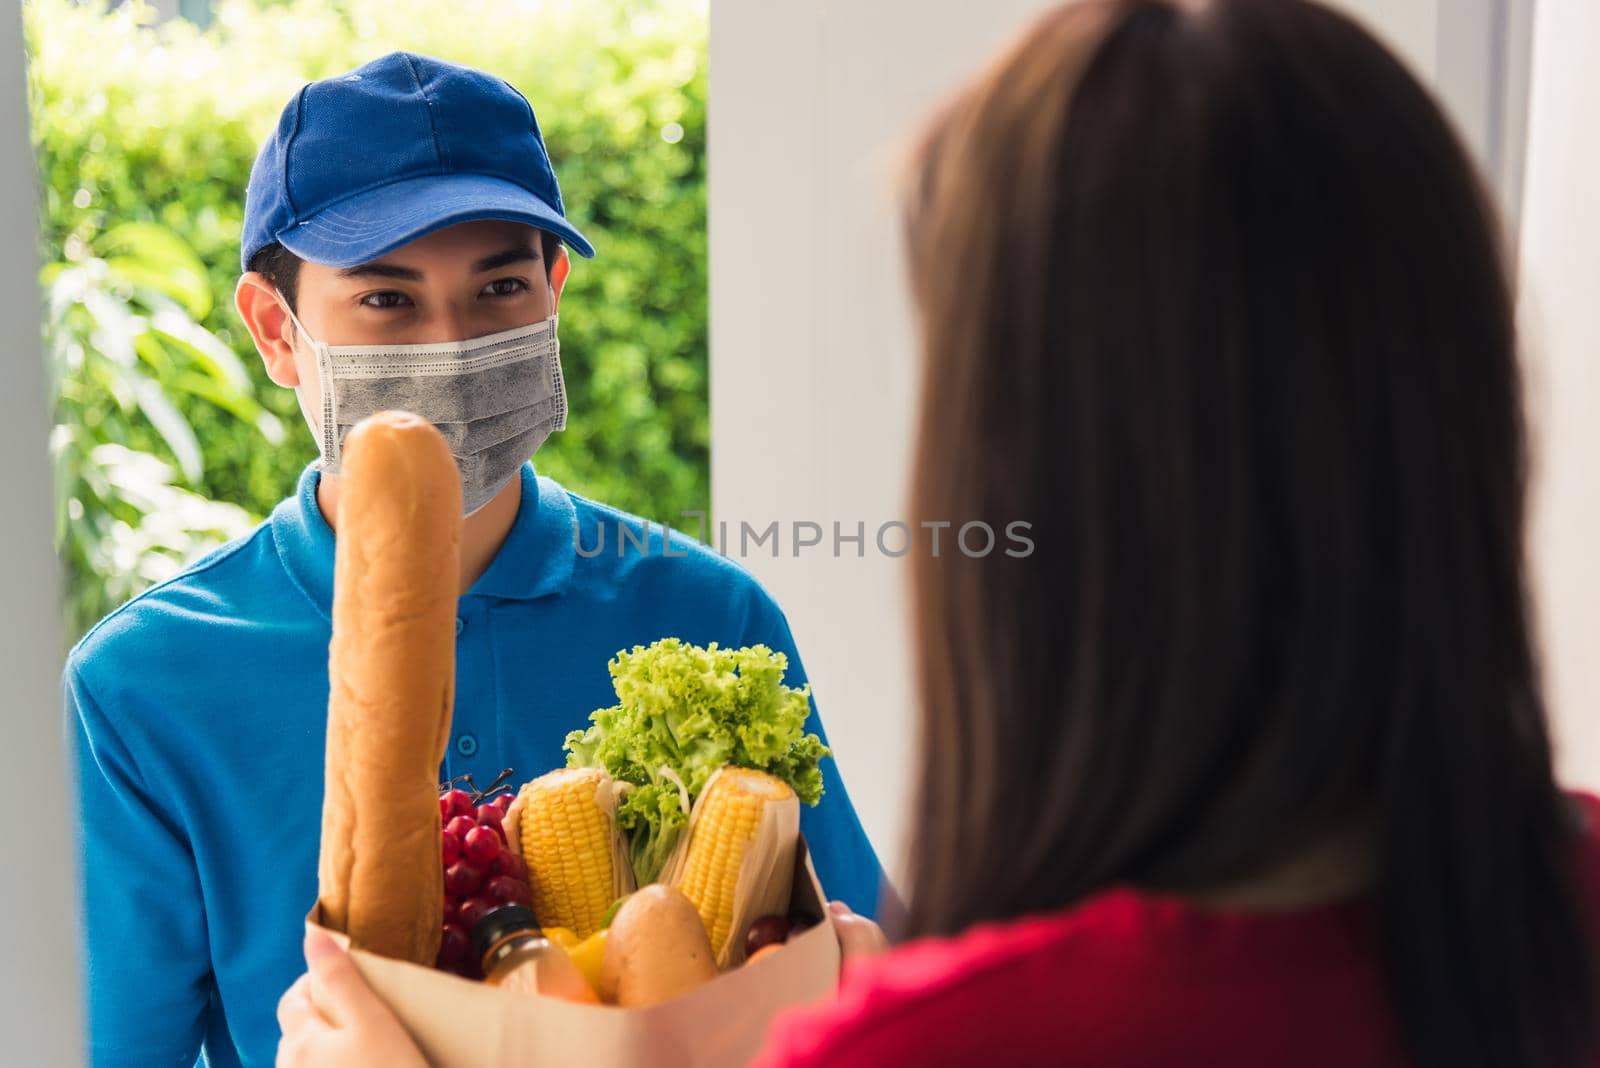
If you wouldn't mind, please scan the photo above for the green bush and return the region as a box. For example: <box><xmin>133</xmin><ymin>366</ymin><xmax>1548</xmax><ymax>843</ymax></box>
<box><xmin>41</xmin><ymin>221</ymin><xmax>272</xmax><ymax>641</ymax></box>
<box><xmin>26</xmin><ymin>0</ymin><xmax>709</xmax><ymax>643</ymax></box>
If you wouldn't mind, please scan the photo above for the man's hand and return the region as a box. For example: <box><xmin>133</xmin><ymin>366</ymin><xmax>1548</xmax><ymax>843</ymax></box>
<box><xmin>276</xmin><ymin>928</ymin><xmax>430</xmax><ymax>1068</ymax></box>
<box><xmin>827</xmin><ymin>900</ymin><xmax>889</xmax><ymax>963</ymax></box>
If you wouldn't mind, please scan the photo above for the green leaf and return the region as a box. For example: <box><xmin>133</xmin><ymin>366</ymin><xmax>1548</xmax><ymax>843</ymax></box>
<box><xmin>565</xmin><ymin>639</ymin><xmax>829</xmax><ymax>884</ymax></box>
<box><xmin>124</xmin><ymin>367</ymin><xmax>204</xmax><ymax>484</ymax></box>
<box><xmin>82</xmin><ymin>286</ymin><xmax>142</xmax><ymax>368</ymax></box>
<box><xmin>256</xmin><ymin>409</ymin><xmax>287</xmax><ymax>445</ymax></box>
<box><xmin>88</xmin><ymin>357</ymin><xmax>137</xmax><ymax>413</ymax></box>
<box><xmin>165</xmin><ymin>369</ymin><xmax>284</xmax><ymax>446</ymax></box>
<box><xmin>147</xmin><ymin>301</ymin><xmax>253</xmax><ymax>393</ymax></box>
<box><xmin>97</xmin><ymin>222</ymin><xmax>212</xmax><ymax>318</ymax></box>
<box><xmin>163</xmin><ymin>368</ymin><xmax>250</xmax><ymax>412</ymax></box>
<box><xmin>132</xmin><ymin>329</ymin><xmax>177</xmax><ymax>380</ymax></box>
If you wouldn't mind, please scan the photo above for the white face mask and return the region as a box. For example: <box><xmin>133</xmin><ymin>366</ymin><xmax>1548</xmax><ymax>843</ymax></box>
<box><xmin>282</xmin><ymin>300</ymin><xmax>567</xmax><ymax>515</ymax></box>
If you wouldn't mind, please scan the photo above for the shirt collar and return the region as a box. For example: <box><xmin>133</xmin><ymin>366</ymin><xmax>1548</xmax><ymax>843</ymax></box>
<box><xmin>271</xmin><ymin>460</ymin><xmax>576</xmax><ymax>619</ymax></box>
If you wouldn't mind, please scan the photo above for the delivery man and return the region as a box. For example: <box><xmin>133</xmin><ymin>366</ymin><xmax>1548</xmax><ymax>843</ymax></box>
<box><xmin>64</xmin><ymin>51</ymin><xmax>885</xmax><ymax>1068</ymax></box>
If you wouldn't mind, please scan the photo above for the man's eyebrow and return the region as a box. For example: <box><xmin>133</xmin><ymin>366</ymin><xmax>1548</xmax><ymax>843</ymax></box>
<box><xmin>471</xmin><ymin>246</ymin><xmax>542</xmax><ymax>273</ymax></box>
<box><xmin>337</xmin><ymin>261</ymin><xmax>424</xmax><ymax>281</ymax></box>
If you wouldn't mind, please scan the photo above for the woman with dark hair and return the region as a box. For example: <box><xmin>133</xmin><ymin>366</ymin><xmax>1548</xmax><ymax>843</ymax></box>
<box><xmin>756</xmin><ymin>0</ymin><xmax>1600</xmax><ymax>1065</ymax></box>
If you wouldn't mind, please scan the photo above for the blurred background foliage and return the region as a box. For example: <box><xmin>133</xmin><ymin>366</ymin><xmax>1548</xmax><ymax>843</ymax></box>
<box><xmin>25</xmin><ymin>0</ymin><xmax>709</xmax><ymax>643</ymax></box>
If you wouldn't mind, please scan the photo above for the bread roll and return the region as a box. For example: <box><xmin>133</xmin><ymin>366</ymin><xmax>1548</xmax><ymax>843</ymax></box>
<box><xmin>317</xmin><ymin>411</ymin><xmax>462</xmax><ymax>964</ymax></box>
<box><xmin>601</xmin><ymin>884</ymin><xmax>719</xmax><ymax>1007</ymax></box>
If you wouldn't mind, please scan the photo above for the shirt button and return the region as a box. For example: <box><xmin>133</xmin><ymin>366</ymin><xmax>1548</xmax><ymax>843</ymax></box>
<box><xmin>455</xmin><ymin>617</ymin><xmax>465</xmax><ymax>636</ymax></box>
<box><xmin>456</xmin><ymin>734</ymin><xmax>478</xmax><ymax>758</ymax></box>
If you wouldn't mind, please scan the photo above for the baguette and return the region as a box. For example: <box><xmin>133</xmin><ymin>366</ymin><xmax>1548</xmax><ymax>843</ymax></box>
<box><xmin>316</xmin><ymin>411</ymin><xmax>462</xmax><ymax>963</ymax></box>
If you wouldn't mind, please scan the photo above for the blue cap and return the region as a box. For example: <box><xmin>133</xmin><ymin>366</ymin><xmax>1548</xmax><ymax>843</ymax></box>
<box><xmin>240</xmin><ymin>51</ymin><xmax>595</xmax><ymax>272</ymax></box>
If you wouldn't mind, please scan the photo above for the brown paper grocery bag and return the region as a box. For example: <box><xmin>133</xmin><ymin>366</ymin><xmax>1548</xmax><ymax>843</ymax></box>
<box><xmin>306</xmin><ymin>840</ymin><xmax>840</xmax><ymax>1067</ymax></box>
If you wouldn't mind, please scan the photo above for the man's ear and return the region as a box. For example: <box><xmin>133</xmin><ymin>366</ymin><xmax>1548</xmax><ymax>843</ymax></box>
<box><xmin>235</xmin><ymin>272</ymin><xmax>300</xmax><ymax>388</ymax></box>
<box><xmin>548</xmin><ymin>245</ymin><xmax>571</xmax><ymax>311</ymax></box>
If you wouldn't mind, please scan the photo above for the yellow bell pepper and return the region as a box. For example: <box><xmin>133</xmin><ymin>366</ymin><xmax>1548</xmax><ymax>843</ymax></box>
<box><xmin>566</xmin><ymin>928</ymin><xmax>609</xmax><ymax>997</ymax></box>
<box><xmin>541</xmin><ymin>926</ymin><xmax>580</xmax><ymax>951</ymax></box>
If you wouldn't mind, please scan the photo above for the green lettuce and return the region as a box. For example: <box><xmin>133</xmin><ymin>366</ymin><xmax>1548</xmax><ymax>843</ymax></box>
<box><xmin>564</xmin><ymin>638</ymin><xmax>831</xmax><ymax>884</ymax></box>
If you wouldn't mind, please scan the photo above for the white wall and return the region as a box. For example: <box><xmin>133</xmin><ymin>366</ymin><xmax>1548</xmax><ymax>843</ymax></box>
<box><xmin>1519</xmin><ymin>0</ymin><xmax>1600</xmax><ymax>791</ymax></box>
<box><xmin>709</xmin><ymin>0</ymin><xmax>1068</xmax><ymax>885</ymax></box>
<box><xmin>0</xmin><ymin>5</ymin><xmax>81</xmax><ymax>1060</ymax></box>
<box><xmin>1326</xmin><ymin>0</ymin><xmax>1440</xmax><ymax>78</ymax></box>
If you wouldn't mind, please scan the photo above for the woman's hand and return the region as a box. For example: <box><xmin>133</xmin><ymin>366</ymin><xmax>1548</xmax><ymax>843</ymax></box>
<box><xmin>276</xmin><ymin>927</ymin><xmax>430</xmax><ymax>1068</ymax></box>
<box><xmin>827</xmin><ymin>900</ymin><xmax>889</xmax><ymax>963</ymax></box>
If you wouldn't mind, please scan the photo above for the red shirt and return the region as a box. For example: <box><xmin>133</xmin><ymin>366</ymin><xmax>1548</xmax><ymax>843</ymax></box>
<box><xmin>756</xmin><ymin>794</ymin><xmax>1600</xmax><ymax>1068</ymax></box>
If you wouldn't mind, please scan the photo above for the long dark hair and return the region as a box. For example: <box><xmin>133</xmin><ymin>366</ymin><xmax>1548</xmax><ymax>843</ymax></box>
<box><xmin>899</xmin><ymin>2</ymin><xmax>1594</xmax><ymax>1065</ymax></box>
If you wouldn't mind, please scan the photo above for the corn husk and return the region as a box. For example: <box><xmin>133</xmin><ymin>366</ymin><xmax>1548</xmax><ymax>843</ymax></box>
<box><xmin>660</xmin><ymin>766</ymin><xmax>800</xmax><ymax>968</ymax></box>
<box><xmin>504</xmin><ymin>768</ymin><xmax>636</xmax><ymax>930</ymax></box>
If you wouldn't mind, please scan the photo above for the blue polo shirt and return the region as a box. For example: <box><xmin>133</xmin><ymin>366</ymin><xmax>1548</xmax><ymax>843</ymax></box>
<box><xmin>66</xmin><ymin>461</ymin><xmax>885</xmax><ymax>1068</ymax></box>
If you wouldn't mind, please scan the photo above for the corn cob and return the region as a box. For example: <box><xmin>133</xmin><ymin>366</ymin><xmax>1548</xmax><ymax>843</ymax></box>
<box><xmin>666</xmin><ymin>766</ymin><xmax>800</xmax><ymax>967</ymax></box>
<box><xmin>507</xmin><ymin>767</ymin><xmax>634</xmax><ymax>938</ymax></box>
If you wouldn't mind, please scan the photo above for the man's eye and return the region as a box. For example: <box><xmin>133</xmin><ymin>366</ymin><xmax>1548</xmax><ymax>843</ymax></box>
<box><xmin>482</xmin><ymin>278</ymin><xmax>529</xmax><ymax>298</ymax></box>
<box><xmin>359</xmin><ymin>291</ymin><xmax>412</xmax><ymax>309</ymax></box>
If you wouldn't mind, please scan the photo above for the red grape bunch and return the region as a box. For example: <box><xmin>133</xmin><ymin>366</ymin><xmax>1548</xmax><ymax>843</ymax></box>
<box><xmin>435</xmin><ymin>770</ymin><xmax>531</xmax><ymax>977</ymax></box>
